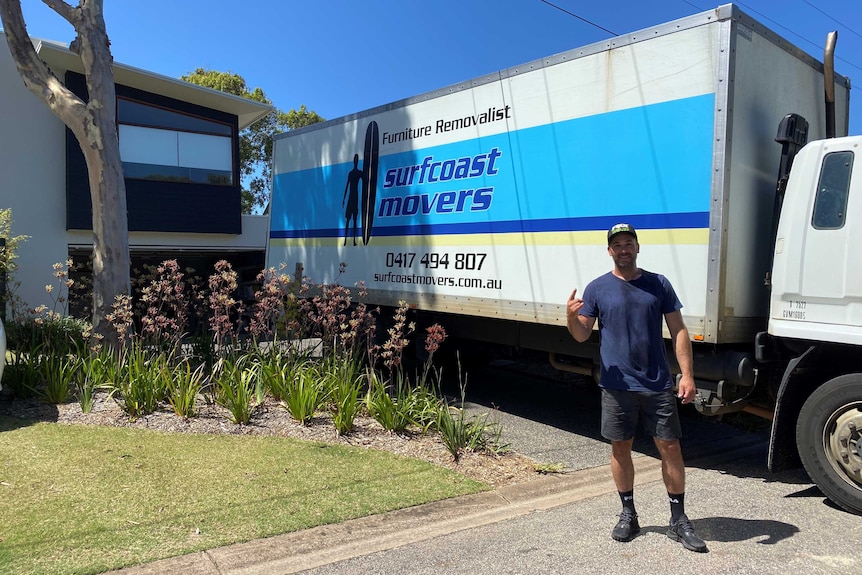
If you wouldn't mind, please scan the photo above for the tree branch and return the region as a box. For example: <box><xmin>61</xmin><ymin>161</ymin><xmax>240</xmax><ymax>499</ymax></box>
<box><xmin>41</xmin><ymin>0</ymin><xmax>76</xmax><ymax>25</ymax></box>
<box><xmin>0</xmin><ymin>0</ymin><xmax>88</xmax><ymax>130</ymax></box>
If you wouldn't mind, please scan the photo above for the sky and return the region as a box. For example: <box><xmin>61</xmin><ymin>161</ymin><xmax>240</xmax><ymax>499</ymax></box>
<box><xmin>12</xmin><ymin>0</ymin><xmax>862</xmax><ymax>136</ymax></box>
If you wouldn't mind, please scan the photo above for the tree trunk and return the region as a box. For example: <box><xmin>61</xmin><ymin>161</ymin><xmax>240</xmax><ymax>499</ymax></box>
<box><xmin>0</xmin><ymin>0</ymin><xmax>130</xmax><ymax>348</ymax></box>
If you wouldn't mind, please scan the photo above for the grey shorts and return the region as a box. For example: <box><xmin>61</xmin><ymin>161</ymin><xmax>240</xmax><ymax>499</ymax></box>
<box><xmin>600</xmin><ymin>388</ymin><xmax>682</xmax><ymax>441</ymax></box>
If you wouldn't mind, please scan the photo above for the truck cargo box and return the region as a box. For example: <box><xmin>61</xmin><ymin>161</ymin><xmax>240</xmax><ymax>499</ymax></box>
<box><xmin>268</xmin><ymin>3</ymin><xmax>850</xmax><ymax>347</ymax></box>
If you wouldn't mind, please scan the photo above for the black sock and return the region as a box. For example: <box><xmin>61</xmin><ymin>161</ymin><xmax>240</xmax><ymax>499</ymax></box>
<box><xmin>619</xmin><ymin>490</ymin><xmax>636</xmax><ymax>514</ymax></box>
<box><xmin>668</xmin><ymin>492</ymin><xmax>685</xmax><ymax>522</ymax></box>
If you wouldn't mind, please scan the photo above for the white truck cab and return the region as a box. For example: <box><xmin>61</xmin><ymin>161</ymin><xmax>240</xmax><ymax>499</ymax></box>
<box><xmin>770</xmin><ymin>136</ymin><xmax>862</xmax><ymax>345</ymax></box>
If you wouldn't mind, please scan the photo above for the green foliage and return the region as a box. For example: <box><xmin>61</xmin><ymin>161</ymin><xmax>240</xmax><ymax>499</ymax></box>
<box><xmin>257</xmin><ymin>347</ymin><xmax>306</xmax><ymax>402</ymax></box>
<box><xmin>108</xmin><ymin>343</ymin><xmax>171</xmax><ymax>419</ymax></box>
<box><xmin>167</xmin><ymin>360</ymin><xmax>206</xmax><ymax>418</ymax></box>
<box><xmin>435</xmin><ymin>379</ymin><xmax>507</xmax><ymax>461</ymax></box>
<box><xmin>366</xmin><ymin>369</ymin><xmax>415</xmax><ymax>433</ymax></box>
<box><xmin>324</xmin><ymin>355</ymin><xmax>365</xmax><ymax>435</ymax></box>
<box><xmin>0</xmin><ymin>208</ymin><xmax>30</xmax><ymax>314</ymax></box>
<box><xmin>188</xmin><ymin>331</ymin><xmax>217</xmax><ymax>377</ymax></box>
<box><xmin>5</xmin><ymin>315</ymin><xmax>88</xmax><ymax>358</ymax></box>
<box><xmin>279</xmin><ymin>104</ymin><xmax>325</xmax><ymax>130</ymax></box>
<box><xmin>39</xmin><ymin>354</ymin><xmax>80</xmax><ymax>404</ymax></box>
<box><xmin>180</xmin><ymin>69</ymin><xmax>324</xmax><ymax>213</ymax></box>
<box><xmin>214</xmin><ymin>356</ymin><xmax>258</xmax><ymax>425</ymax></box>
<box><xmin>2</xmin><ymin>348</ymin><xmax>41</xmax><ymax>399</ymax></box>
<box><xmin>77</xmin><ymin>347</ymin><xmax>115</xmax><ymax>414</ymax></box>
<box><xmin>281</xmin><ymin>361</ymin><xmax>325</xmax><ymax>425</ymax></box>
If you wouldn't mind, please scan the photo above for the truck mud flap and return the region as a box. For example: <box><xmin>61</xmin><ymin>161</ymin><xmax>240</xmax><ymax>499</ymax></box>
<box><xmin>768</xmin><ymin>345</ymin><xmax>818</xmax><ymax>472</ymax></box>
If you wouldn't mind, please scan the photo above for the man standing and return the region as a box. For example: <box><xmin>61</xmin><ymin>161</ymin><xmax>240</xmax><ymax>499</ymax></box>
<box><xmin>566</xmin><ymin>223</ymin><xmax>707</xmax><ymax>553</ymax></box>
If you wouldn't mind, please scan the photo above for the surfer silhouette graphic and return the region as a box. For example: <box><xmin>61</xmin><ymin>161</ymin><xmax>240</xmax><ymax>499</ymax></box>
<box><xmin>342</xmin><ymin>153</ymin><xmax>364</xmax><ymax>246</ymax></box>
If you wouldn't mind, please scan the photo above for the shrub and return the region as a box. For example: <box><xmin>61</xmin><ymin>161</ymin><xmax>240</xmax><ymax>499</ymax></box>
<box><xmin>365</xmin><ymin>369</ymin><xmax>415</xmax><ymax>433</ymax></box>
<box><xmin>324</xmin><ymin>355</ymin><xmax>365</xmax><ymax>435</ymax></box>
<box><xmin>281</xmin><ymin>361</ymin><xmax>325</xmax><ymax>425</ymax></box>
<box><xmin>213</xmin><ymin>356</ymin><xmax>258</xmax><ymax>425</ymax></box>
<box><xmin>77</xmin><ymin>347</ymin><xmax>115</xmax><ymax>414</ymax></box>
<box><xmin>39</xmin><ymin>353</ymin><xmax>79</xmax><ymax>404</ymax></box>
<box><xmin>435</xmin><ymin>375</ymin><xmax>507</xmax><ymax>461</ymax></box>
<box><xmin>108</xmin><ymin>343</ymin><xmax>171</xmax><ymax>419</ymax></box>
<box><xmin>167</xmin><ymin>360</ymin><xmax>206</xmax><ymax>418</ymax></box>
<box><xmin>5</xmin><ymin>315</ymin><xmax>88</xmax><ymax>359</ymax></box>
<box><xmin>2</xmin><ymin>347</ymin><xmax>41</xmax><ymax>399</ymax></box>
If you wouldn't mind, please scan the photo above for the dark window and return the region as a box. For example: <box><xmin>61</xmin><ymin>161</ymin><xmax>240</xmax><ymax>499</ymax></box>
<box><xmin>812</xmin><ymin>151</ymin><xmax>853</xmax><ymax>229</ymax></box>
<box><xmin>119</xmin><ymin>98</ymin><xmax>232</xmax><ymax>135</ymax></box>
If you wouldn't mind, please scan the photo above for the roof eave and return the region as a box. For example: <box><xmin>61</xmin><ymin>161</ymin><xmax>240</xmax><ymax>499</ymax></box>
<box><xmin>34</xmin><ymin>39</ymin><xmax>273</xmax><ymax>130</ymax></box>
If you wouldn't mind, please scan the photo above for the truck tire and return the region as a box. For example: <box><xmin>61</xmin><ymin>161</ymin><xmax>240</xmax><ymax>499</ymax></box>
<box><xmin>797</xmin><ymin>374</ymin><xmax>862</xmax><ymax>515</ymax></box>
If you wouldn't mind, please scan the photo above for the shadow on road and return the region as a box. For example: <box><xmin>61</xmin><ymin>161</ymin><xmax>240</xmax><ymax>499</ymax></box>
<box><xmin>633</xmin><ymin>516</ymin><xmax>800</xmax><ymax>545</ymax></box>
<box><xmin>439</xmin><ymin>358</ymin><xmax>812</xmax><ymax>485</ymax></box>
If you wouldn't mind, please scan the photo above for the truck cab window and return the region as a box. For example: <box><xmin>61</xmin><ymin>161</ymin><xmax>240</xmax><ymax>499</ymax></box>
<box><xmin>812</xmin><ymin>151</ymin><xmax>853</xmax><ymax>229</ymax></box>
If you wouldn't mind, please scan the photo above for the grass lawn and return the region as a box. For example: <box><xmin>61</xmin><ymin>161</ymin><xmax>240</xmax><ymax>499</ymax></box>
<box><xmin>0</xmin><ymin>415</ymin><xmax>486</xmax><ymax>575</ymax></box>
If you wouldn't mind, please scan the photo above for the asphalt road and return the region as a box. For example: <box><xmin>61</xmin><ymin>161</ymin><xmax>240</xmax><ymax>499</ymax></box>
<box><xmin>294</xmin><ymin>358</ymin><xmax>861</xmax><ymax>575</ymax></box>
<box><xmin>448</xmin><ymin>358</ymin><xmax>771</xmax><ymax>471</ymax></box>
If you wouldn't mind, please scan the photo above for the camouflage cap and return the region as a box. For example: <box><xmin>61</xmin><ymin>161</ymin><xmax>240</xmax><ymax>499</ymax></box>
<box><xmin>607</xmin><ymin>223</ymin><xmax>638</xmax><ymax>244</ymax></box>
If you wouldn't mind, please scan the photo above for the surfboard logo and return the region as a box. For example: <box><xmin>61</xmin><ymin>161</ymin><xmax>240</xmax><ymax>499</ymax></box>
<box><xmin>361</xmin><ymin>121</ymin><xmax>379</xmax><ymax>245</ymax></box>
<box><xmin>341</xmin><ymin>121</ymin><xmax>379</xmax><ymax>246</ymax></box>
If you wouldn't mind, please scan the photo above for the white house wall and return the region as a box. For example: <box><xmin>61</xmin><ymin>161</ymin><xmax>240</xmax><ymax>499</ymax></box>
<box><xmin>1</xmin><ymin>37</ymin><xmax>70</xmax><ymax>314</ymax></box>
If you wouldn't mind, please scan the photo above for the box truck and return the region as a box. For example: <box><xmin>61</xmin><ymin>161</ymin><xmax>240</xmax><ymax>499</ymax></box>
<box><xmin>268</xmin><ymin>4</ymin><xmax>862</xmax><ymax>514</ymax></box>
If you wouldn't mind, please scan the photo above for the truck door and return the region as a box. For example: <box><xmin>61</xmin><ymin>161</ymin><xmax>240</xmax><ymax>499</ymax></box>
<box><xmin>770</xmin><ymin>137</ymin><xmax>862</xmax><ymax>343</ymax></box>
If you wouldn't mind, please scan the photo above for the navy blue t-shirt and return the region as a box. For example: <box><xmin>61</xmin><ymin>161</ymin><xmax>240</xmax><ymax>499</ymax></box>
<box><xmin>580</xmin><ymin>270</ymin><xmax>682</xmax><ymax>392</ymax></box>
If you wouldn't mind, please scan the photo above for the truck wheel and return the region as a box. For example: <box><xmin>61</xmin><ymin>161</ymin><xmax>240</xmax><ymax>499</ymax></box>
<box><xmin>797</xmin><ymin>374</ymin><xmax>862</xmax><ymax>515</ymax></box>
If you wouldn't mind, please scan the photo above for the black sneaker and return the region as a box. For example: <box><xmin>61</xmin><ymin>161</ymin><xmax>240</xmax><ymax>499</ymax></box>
<box><xmin>667</xmin><ymin>514</ymin><xmax>708</xmax><ymax>552</ymax></box>
<box><xmin>611</xmin><ymin>509</ymin><xmax>640</xmax><ymax>542</ymax></box>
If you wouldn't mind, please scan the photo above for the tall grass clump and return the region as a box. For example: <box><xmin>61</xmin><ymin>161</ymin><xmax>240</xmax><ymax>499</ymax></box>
<box><xmin>3</xmin><ymin>261</ymin><xmax>91</xmax><ymax>401</ymax></box>
<box><xmin>213</xmin><ymin>356</ymin><xmax>258</xmax><ymax>425</ymax></box>
<box><xmin>323</xmin><ymin>354</ymin><xmax>365</xmax><ymax>435</ymax></box>
<box><xmin>282</xmin><ymin>360</ymin><xmax>325</xmax><ymax>425</ymax></box>
<box><xmin>435</xmin><ymin>357</ymin><xmax>508</xmax><ymax>461</ymax></box>
<box><xmin>167</xmin><ymin>360</ymin><xmax>206</xmax><ymax>418</ymax></box>
<box><xmin>77</xmin><ymin>346</ymin><xmax>115</xmax><ymax>414</ymax></box>
<box><xmin>365</xmin><ymin>369</ymin><xmax>415</xmax><ymax>433</ymax></box>
<box><xmin>108</xmin><ymin>342</ymin><xmax>172</xmax><ymax>419</ymax></box>
<box><xmin>257</xmin><ymin>348</ymin><xmax>296</xmax><ymax>402</ymax></box>
<box><xmin>1</xmin><ymin>344</ymin><xmax>41</xmax><ymax>399</ymax></box>
<box><xmin>366</xmin><ymin>321</ymin><xmax>449</xmax><ymax>434</ymax></box>
<box><xmin>39</xmin><ymin>353</ymin><xmax>79</xmax><ymax>404</ymax></box>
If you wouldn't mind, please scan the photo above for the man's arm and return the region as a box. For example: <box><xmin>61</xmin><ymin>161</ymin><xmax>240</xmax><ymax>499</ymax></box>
<box><xmin>566</xmin><ymin>289</ymin><xmax>596</xmax><ymax>342</ymax></box>
<box><xmin>665</xmin><ymin>310</ymin><xmax>695</xmax><ymax>404</ymax></box>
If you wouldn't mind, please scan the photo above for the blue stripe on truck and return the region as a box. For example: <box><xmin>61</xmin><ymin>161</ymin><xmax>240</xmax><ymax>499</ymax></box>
<box><xmin>270</xmin><ymin>93</ymin><xmax>715</xmax><ymax>239</ymax></box>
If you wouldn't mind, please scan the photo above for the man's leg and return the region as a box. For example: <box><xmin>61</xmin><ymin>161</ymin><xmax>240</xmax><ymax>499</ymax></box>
<box><xmin>611</xmin><ymin>438</ymin><xmax>636</xmax><ymax>492</ymax></box>
<box><xmin>653</xmin><ymin>438</ymin><xmax>685</xmax><ymax>494</ymax></box>
<box><xmin>654</xmin><ymin>438</ymin><xmax>707</xmax><ymax>552</ymax></box>
<box><xmin>609</xmin><ymin>438</ymin><xmax>640</xmax><ymax>541</ymax></box>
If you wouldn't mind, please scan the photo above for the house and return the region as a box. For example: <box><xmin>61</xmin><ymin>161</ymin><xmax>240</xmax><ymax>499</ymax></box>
<box><xmin>0</xmin><ymin>32</ymin><xmax>272</xmax><ymax>317</ymax></box>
